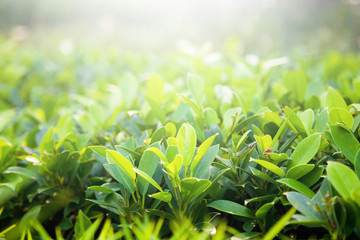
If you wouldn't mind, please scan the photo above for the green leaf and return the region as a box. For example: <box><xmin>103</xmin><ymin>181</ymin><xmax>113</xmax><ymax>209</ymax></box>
<box><xmin>165</xmin><ymin>122</ymin><xmax>177</xmax><ymax>137</ymax></box>
<box><xmin>329</xmin><ymin>108</ymin><xmax>353</xmax><ymax>128</ymax></box>
<box><xmin>325</xmin><ymin>87</ymin><xmax>347</xmax><ymax>110</ymax></box>
<box><xmin>138</xmin><ymin>143</ymin><xmax>160</xmax><ymax>195</ymax></box>
<box><xmin>283</xmin><ymin>70</ymin><xmax>308</xmax><ymax>102</ymax></box>
<box><xmin>149</xmin><ymin>191</ymin><xmax>172</xmax><ymax>203</ymax></box>
<box><xmin>288</xmin><ymin>133</ymin><xmax>321</xmax><ymax>169</ymax></box>
<box><xmin>254</xmin><ymin>135</ymin><xmax>272</xmax><ymax>152</ymax></box>
<box><xmin>207</xmin><ymin>200</ymin><xmax>255</xmax><ymax>218</ymax></box>
<box><xmin>134</xmin><ymin>168</ymin><xmax>162</xmax><ymax>192</ymax></box>
<box><xmin>89</xmin><ymin>146</ymin><xmax>107</xmax><ymax>158</ymax></box>
<box><xmin>263</xmin><ymin>207</ymin><xmax>297</xmax><ymax>240</ymax></box>
<box><xmin>106</xmin><ymin>150</ymin><xmax>136</xmax><ymax>181</ymax></box>
<box><xmin>298</xmin><ymin>109</ymin><xmax>314</xmax><ymax>136</ymax></box>
<box><xmin>283</xmin><ymin>106</ymin><xmax>308</xmax><ymax>138</ymax></box>
<box><xmin>39</xmin><ymin>127</ymin><xmax>54</xmax><ymax>154</ymax></box>
<box><xmin>74</xmin><ymin>210</ymin><xmax>92</xmax><ymax>240</ymax></box>
<box><xmin>88</xmin><ymin>186</ymin><xmax>115</xmax><ymax>194</ymax></box>
<box><xmin>187</xmin><ymin>73</ymin><xmax>204</xmax><ymax>104</ymax></box>
<box><xmin>4</xmin><ymin>167</ymin><xmax>41</xmax><ymax>181</ymax></box>
<box><xmin>284</xmin><ymin>192</ymin><xmax>323</xmax><ymax>219</ymax></box>
<box><xmin>192</xmin><ymin>145</ymin><xmax>219</xmax><ymax>178</ymax></box>
<box><xmin>146</xmin><ymin>96</ymin><xmax>166</xmax><ymax>124</ymax></box>
<box><xmin>355</xmin><ymin>150</ymin><xmax>360</xmax><ymax>178</ymax></box>
<box><xmin>190</xmin><ymin>134</ymin><xmax>217</xmax><ymax>174</ymax></box>
<box><xmin>150</xmin><ymin>127</ymin><xmax>165</xmax><ymax>145</ymax></box>
<box><xmin>177</xmin><ymin>123</ymin><xmax>196</xmax><ymax>167</ymax></box>
<box><xmin>228</xmin><ymin>114</ymin><xmax>264</xmax><ymax>142</ymax></box>
<box><xmin>315</xmin><ymin>108</ymin><xmax>329</xmax><ymax>133</ymax></box>
<box><xmin>203</xmin><ymin>107</ymin><xmax>218</xmax><ymax>128</ymax></box>
<box><xmin>286</xmin><ymin>164</ymin><xmax>315</xmax><ymax>180</ymax></box>
<box><xmin>277</xmin><ymin>178</ymin><xmax>315</xmax><ymax>198</ymax></box>
<box><xmin>251</xmin><ymin>159</ymin><xmax>284</xmax><ymax>178</ymax></box>
<box><xmin>232</xmin><ymin>130</ymin><xmax>251</xmax><ymax>153</ymax></box>
<box><xmin>146</xmin><ymin>147</ymin><xmax>169</xmax><ymax>163</ymax></box>
<box><xmin>164</xmin><ymin>154</ymin><xmax>183</xmax><ymax>178</ymax></box>
<box><xmin>255</xmin><ymin>201</ymin><xmax>276</xmax><ymax>219</ymax></box>
<box><xmin>103</xmin><ymin>163</ymin><xmax>134</xmax><ymax>193</ymax></box>
<box><xmin>330</xmin><ymin>124</ymin><xmax>360</xmax><ymax>164</ymax></box>
<box><xmin>180</xmin><ymin>178</ymin><xmax>211</xmax><ymax>204</ymax></box>
<box><xmin>250</xmin><ymin>167</ymin><xmax>277</xmax><ymax>185</ymax></box>
<box><xmin>327</xmin><ymin>161</ymin><xmax>360</xmax><ymax>200</ymax></box>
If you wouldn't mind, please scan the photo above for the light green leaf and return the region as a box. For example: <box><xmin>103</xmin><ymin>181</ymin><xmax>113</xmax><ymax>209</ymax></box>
<box><xmin>325</xmin><ymin>87</ymin><xmax>347</xmax><ymax>110</ymax></box>
<box><xmin>103</xmin><ymin>163</ymin><xmax>134</xmax><ymax>193</ymax></box>
<box><xmin>330</xmin><ymin>124</ymin><xmax>360</xmax><ymax>164</ymax></box>
<box><xmin>150</xmin><ymin>127</ymin><xmax>165</xmax><ymax>145</ymax></box>
<box><xmin>329</xmin><ymin>107</ymin><xmax>353</xmax><ymax>129</ymax></box>
<box><xmin>254</xmin><ymin>135</ymin><xmax>272</xmax><ymax>152</ymax></box>
<box><xmin>287</xmin><ymin>164</ymin><xmax>315</xmax><ymax>180</ymax></box>
<box><xmin>138</xmin><ymin>143</ymin><xmax>160</xmax><ymax>195</ymax></box>
<box><xmin>207</xmin><ymin>200</ymin><xmax>255</xmax><ymax>218</ymax></box>
<box><xmin>283</xmin><ymin>70</ymin><xmax>308</xmax><ymax>102</ymax></box>
<box><xmin>283</xmin><ymin>106</ymin><xmax>307</xmax><ymax>138</ymax></box>
<box><xmin>89</xmin><ymin>146</ymin><xmax>107</xmax><ymax>158</ymax></box>
<box><xmin>277</xmin><ymin>178</ymin><xmax>315</xmax><ymax>198</ymax></box>
<box><xmin>187</xmin><ymin>73</ymin><xmax>204</xmax><ymax>104</ymax></box>
<box><xmin>288</xmin><ymin>133</ymin><xmax>321</xmax><ymax>169</ymax></box>
<box><xmin>146</xmin><ymin>147</ymin><xmax>169</xmax><ymax>163</ymax></box>
<box><xmin>177</xmin><ymin>123</ymin><xmax>197</xmax><ymax>167</ymax></box>
<box><xmin>149</xmin><ymin>191</ymin><xmax>172</xmax><ymax>203</ymax></box>
<box><xmin>180</xmin><ymin>178</ymin><xmax>211</xmax><ymax>204</ymax></box>
<box><xmin>134</xmin><ymin>168</ymin><xmax>162</xmax><ymax>192</ymax></box>
<box><xmin>284</xmin><ymin>192</ymin><xmax>323</xmax><ymax>219</ymax></box>
<box><xmin>88</xmin><ymin>186</ymin><xmax>115</xmax><ymax>194</ymax></box>
<box><xmin>190</xmin><ymin>134</ymin><xmax>217</xmax><ymax>174</ymax></box>
<box><xmin>251</xmin><ymin>159</ymin><xmax>284</xmax><ymax>178</ymax></box>
<box><xmin>298</xmin><ymin>109</ymin><xmax>314</xmax><ymax>136</ymax></box>
<box><xmin>106</xmin><ymin>150</ymin><xmax>136</xmax><ymax>181</ymax></box>
<box><xmin>74</xmin><ymin>210</ymin><xmax>92</xmax><ymax>240</ymax></box>
<box><xmin>327</xmin><ymin>161</ymin><xmax>360</xmax><ymax>200</ymax></box>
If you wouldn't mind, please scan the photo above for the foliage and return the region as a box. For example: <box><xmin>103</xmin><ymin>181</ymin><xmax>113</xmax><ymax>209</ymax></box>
<box><xmin>1</xmin><ymin>39</ymin><xmax>360</xmax><ymax>239</ymax></box>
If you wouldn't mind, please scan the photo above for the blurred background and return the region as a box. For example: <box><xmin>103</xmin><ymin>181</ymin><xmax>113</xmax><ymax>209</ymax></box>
<box><xmin>0</xmin><ymin>0</ymin><xmax>360</xmax><ymax>56</ymax></box>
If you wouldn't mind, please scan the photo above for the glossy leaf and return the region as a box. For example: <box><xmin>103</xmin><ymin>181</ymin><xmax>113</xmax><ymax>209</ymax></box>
<box><xmin>327</xmin><ymin>161</ymin><xmax>360</xmax><ymax>200</ymax></box>
<box><xmin>288</xmin><ymin>133</ymin><xmax>321</xmax><ymax>169</ymax></box>
<box><xmin>277</xmin><ymin>178</ymin><xmax>315</xmax><ymax>198</ymax></box>
<box><xmin>106</xmin><ymin>150</ymin><xmax>136</xmax><ymax>181</ymax></box>
<box><xmin>207</xmin><ymin>200</ymin><xmax>255</xmax><ymax>218</ymax></box>
<box><xmin>177</xmin><ymin>123</ymin><xmax>197</xmax><ymax>167</ymax></box>
<box><xmin>252</xmin><ymin>159</ymin><xmax>284</xmax><ymax>178</ymax></box>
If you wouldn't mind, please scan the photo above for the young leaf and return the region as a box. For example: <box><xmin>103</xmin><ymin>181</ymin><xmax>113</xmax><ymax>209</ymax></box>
<box><xmin>254</xmin><ymin>135</ymin><xmax>272</xmax><ymax>152</ymax></box>
<box><xmin>149</xmin><ymin>191</ymin><xmax>172</xmax><ymax>203</ymax></box>
<box><xmin>325</xmin><ymin>87</ymin><xmax>347</xmax><ymax>110</ymax></box>
<box><xmin>190</xmin><ymin>134</ymin><xmax>217</xmax><ymax>174</ymax></box>
<box><xmin>251</xmin><ymin>159</ymin><xmax>284</xmax><ymax>178</ymax></box>
<box><xmin>146</xmin><ymin>148</ymin><xmax>169</xmax><ymax>163</ymax></box>
<box><xmin>329</xmin><ymin>108</ymin><xmax>353</xmax><ymax>128</ymax></box>
<box><xmin>177</xmin><ymin>123</ymin><xmax>196</xmax><ymax>167</ymax></box>
<box><xmin>282</xmin><ymin>106</ymin><xmax>308</xmax><ymax>138</ymax></box>
<box><xmin>207</xmin><ymin>200</ymin><xmax>255</xmax><ymax>219</ymax></box>
<box><xmin>134</xmin><ymin>168</ymin><xmax>162</xmax><ymax>192</ymax></box>
<box><xmin>106</xmin><ymin>150</ymin><xmax>136</xmax><ymax>181</ymax></box>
